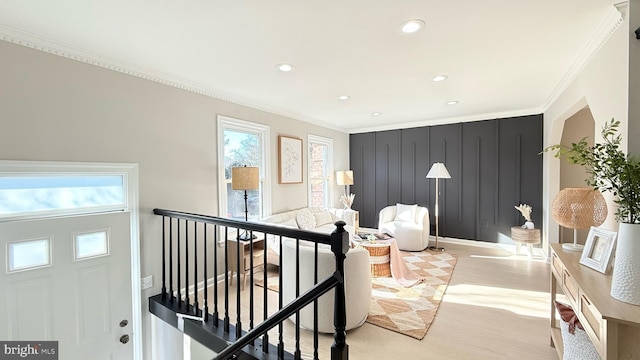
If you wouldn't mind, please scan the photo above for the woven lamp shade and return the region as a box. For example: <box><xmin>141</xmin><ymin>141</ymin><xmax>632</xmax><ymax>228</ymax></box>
<box><xmin>552</xmin><ymin>187</ymin><xmax>607</xmax><ymax>229</ymax></box>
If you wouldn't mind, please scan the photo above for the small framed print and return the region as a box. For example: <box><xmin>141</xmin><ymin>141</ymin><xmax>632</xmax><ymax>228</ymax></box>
<box><xmin>580</xmin><ymin>226</ymin><xmax>617</xmax><ymax>274</ymax></box>
<box><xmin>278</xmin><ymin>135</ymin><xmax>303</xmax><ymax>184</ymax></box>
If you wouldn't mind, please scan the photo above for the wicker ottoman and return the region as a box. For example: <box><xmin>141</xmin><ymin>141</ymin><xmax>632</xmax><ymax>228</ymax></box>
<box><xmin>511</xmin><ymin>226</ymin><xmax>541</xmax><ymax>259</ymax></box>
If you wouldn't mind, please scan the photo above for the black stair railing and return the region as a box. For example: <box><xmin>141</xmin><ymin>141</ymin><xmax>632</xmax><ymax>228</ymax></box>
<box><xmin>150</xmin><ymin>208</ymin><xmax>350</xmax><ymax>360</ymax></box>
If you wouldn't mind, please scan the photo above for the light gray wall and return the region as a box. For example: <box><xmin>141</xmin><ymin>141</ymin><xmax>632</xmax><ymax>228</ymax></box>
<box><xmin>543</xmin><ymin>13</ymin><xmax>628</xmax><ymax>251</ymax></box>
<box><xmin>0</xmin><ymin>40</ymin><xmax>349</xmax><ymax>359</ymax></box>
<box><xmin>628</xmin><ymin>0</ymin><xmax>640</xmax><ymax>155</ymax></box>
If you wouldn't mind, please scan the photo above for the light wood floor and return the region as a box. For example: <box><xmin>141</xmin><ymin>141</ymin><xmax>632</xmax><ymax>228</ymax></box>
<box><xmin>212</xmin><ymin>239</ymin><xmax>558</xmax><ymax>360</ymax></box>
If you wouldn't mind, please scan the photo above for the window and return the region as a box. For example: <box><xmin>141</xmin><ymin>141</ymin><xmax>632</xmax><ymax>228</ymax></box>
<box><xmin>307</xmin><ymin>134</ymin><xmax>333</xmax><ymax>208</ymax></box>
<box><xmin>7</xmin><ymin>237</ymin><xmax>51</xmax><ymax>273</ymax></box>
<box><xmin>217</xmin><ymin>116</ymin><xmax>270</xmax><ymax>221</ymax></box>
<box><xmin>0</xmin><ymin>174</ymin><xmax>126</xmax><ymax>220</ymax></box>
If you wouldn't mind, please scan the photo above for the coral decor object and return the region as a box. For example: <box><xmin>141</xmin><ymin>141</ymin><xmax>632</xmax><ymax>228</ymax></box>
<box><xmin>340</xmin><ymin>193</ymin><xmax>355</xmax><ymax>209</ymax></box>
<box><xmin>514</xmin><ymin>204</ymin><xmax>532</xmax><ymax>221</ymax></box>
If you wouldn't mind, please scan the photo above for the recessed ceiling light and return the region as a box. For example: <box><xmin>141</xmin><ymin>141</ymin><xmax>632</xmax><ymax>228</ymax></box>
<box><xmin>399</xmin><ymin>19</ymin><xmax>425</xmax><ymax>34</ymax></box>
<box><xmin>371</xmin><ymin>112</ymin><xmax>382</xmax><ymax>116</ymax></box>
<box><xmin>276</xmin><ymin>63</ymin><xmax>295</xmax><ymax>72</ymax></box>
<box><xmin>445</xmin><ymin>100</ymin><xmax>459</xmax><ymax>105</ymax></box>
<box><xmin>432</xmin><ymin>75</ymin><xmax>448</xmax><ymax>82</ymax></box>
<box><xmin>338</xmin><ymin>95</ymin><xmax>350</xmax><ymax>101</ymax></box>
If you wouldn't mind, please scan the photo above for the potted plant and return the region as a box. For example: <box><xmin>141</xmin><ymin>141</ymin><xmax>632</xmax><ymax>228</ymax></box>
<box><xmin>545</xmin><ymin>118</ymin><xmax>640</xmax><ymax>304</ymax></box>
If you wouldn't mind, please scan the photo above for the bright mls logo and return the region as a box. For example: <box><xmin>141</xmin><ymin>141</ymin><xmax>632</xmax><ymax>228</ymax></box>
<box><xmin>1</xmin><ymin>341</ymin><xmax>58</xmax><ymax>359</ymax></box>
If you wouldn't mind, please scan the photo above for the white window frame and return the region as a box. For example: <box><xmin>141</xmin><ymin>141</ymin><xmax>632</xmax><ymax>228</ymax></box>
<box><xmin>307</xmin><ymin>134</ymin><xmax>333</xmax><ymax>209</ymax></box>
<box><xmin>217</xmin><ymin>116</ymin><xmax>271</xmax><ymax>229</ymax></box>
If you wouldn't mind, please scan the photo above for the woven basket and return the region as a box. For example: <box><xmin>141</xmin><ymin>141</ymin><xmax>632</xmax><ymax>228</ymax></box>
<box><xmin>363</xmin><ymin>243</ymin><xmax>391</xmax><ymax>277</ymax></box>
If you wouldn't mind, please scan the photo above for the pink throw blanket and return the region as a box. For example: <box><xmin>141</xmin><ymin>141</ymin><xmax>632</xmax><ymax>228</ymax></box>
<box><xmin>380</xmin><ymin>238</ymin><xmax>424</xmax><ymax>287</ymax></box>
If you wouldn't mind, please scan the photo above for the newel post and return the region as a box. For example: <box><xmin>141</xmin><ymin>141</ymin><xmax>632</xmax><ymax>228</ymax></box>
<box><xmin>330</xmin><ymin>220</ymin><xmax>349</xmax><ymax>360</ymax></box>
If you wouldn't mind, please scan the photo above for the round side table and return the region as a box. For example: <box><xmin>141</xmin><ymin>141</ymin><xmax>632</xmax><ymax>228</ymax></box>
<box><xmin>511</xmin><ymin>226</ymin><xmax>541</xmax><ymax>259</ymax></box>
<box><xmin>361</xmin><ymin>242</ymin><xmax>391</xmax><ymax>277</ymax></box>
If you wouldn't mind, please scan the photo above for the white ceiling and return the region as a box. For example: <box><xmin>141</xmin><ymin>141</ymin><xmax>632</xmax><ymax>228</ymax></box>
<box><xmin>0</xmin><ymin>1</ymin><xmax>623</xmax><ymax>133</ymax></box>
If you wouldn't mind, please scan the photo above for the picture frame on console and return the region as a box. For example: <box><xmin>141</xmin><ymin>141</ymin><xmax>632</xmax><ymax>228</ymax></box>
<box><xmin>579</xmin><ymin>226</ymin><xmax>617</xmax><ymax>274</ymax></box>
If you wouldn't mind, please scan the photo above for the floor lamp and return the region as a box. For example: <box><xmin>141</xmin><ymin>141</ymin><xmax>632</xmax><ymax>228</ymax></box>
<box><xmin>426</xmin><ymin>162</ymin><xmax>451</xmax><ymax>251</ymax></box>
<box><xmin>232</xmin><ymin>165</ymin><xmax>259</xmax><ymax>241</ymax></box>
<box><xmin>552</xmin><ymin>187</ymin><xmax>607</xmax><ymax>251</ymax></box>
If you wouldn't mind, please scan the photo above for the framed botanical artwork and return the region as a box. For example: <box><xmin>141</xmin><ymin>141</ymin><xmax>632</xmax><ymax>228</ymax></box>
<box><xmin>278</xmin><ymin>135</ymin><xmax>303</xmax><ymax>184</ymax></box>
<box><xmin>580</xmin><ymin>226</ymin><xmax>617</xmax><ymax>274</ymax></box>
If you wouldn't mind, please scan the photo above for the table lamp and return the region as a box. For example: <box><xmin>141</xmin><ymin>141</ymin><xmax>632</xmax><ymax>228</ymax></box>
<box><xmin>552</xmin><ymin>187</ymin><xmax>607</xmax><ymax>251</ymax></box>
<box><xmin>336</xmin><ymin>170</ymin><xmax>354</xmax><ymax>209</ymax></box>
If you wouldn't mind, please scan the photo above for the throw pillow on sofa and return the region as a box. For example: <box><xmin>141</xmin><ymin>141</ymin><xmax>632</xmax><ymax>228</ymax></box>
<box><xmin>279</xmin><ymin>218</ymin><xmax>298</xmax><ymax>228</ymax></box>
<box><xmin>314</xmin><ymin>210</ymin><xmax>334</xmax><ymax>227</ymax></box>
<box><xmin>395</xmin><ymin>203</ymin><xmax>417</xmax><ymax>222</ymax></box>
<box><xmin>296</xmin><ymin>209</ymin><xmax>316</xmax><ymax>230</ymax></box>
<box><xmin>554</xmin><ymin>301</ymin><xmax>601</xmax><ymax>360</ymax></box>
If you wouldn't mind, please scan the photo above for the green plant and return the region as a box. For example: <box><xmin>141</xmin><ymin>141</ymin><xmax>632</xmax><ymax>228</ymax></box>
<box><xmin>544</xmin><ymin>118</ymin><xmax>640</xmax><ymax>223</ymax></box>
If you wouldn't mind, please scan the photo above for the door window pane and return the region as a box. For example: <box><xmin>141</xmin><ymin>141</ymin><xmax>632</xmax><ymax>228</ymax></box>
<box><xmin>8</xmin><ymin>238</ymin><xmax>51</xmax><ymax>272</ymax></box>
<box><xmin>75</xmin><ymin>230</ymin><xmax>110</xmax><ymax>260</ymax></box>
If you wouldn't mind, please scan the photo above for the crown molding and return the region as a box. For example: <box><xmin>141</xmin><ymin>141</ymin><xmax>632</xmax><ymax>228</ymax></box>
<box><xmin>348</xmin><ymin>106</ymin><xmax>545</xmax><ymax>134</ymax></box>
<box><xmin>0</xmin><ymin>23</ymin><xmax>349</xmax><ymax>134</ymax></box>
<box><xmin>541</xmin><ymin>5</ymin><xmax>624</xmax><ymax>112</ymax></box>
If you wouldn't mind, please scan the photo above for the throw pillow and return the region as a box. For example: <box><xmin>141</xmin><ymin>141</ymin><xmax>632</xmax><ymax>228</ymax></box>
<box><xmin>554</xmin><ymin>301</ymin><xmax>601</xmax><ymax>360</ymax></box>
<box><xmin>296</xmin><ymin>209</ymin><xmax>316</xmax><ymax>230</ymax></box>
<box><xmin>280</xmin><ymin>218</ymin><xmax>298</xmax><ymax>228</ymax></box>
<box><xmin>314</xmin><ymin>211</ymin><xmax>334</xmax><ymax>226</ymax></box>
<box><xmin>395</xmin><ymin>203</ymin><xmax>417</xmax><ymax>222</ymax></box>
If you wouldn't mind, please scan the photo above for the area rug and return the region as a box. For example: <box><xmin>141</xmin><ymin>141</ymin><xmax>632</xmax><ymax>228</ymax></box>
<box><xmin>366</xmin><ymin>250</ymin><xmax>457</xmax><ymax>340</ymax></box>
<box><xmin>254</xmin><ymin>265</ymin><xmax>280</xmax><ymax>292</ymax></box>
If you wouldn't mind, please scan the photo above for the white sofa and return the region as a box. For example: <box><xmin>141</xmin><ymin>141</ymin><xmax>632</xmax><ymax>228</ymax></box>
<box><xmin>261</xmin><ymin>207</ymin><xmax>357</xmax><ymax>266</ymax></box>
<box><xmin>378</xmin><ymin>204</ymin><xmax>430</xmax><ymax>251</ymax></box>
<box><xmin>281</xmin><ymin>238</ymin><xmax>371</xmax><ymax>333</ymax></box>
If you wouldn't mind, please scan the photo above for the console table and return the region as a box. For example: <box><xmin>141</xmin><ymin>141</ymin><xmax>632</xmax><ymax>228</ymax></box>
<box><xmin>549</xmin><ymin>243</ymin><xmax>640</xmax><ymax>359</ymax></box>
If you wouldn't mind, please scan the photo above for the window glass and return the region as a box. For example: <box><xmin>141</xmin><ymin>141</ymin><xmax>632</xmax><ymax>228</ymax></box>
<box><xmin>224</xmin><ymin>129</ymin><xmax>261</xmax><ymax>220</ymax></box>
<box><xmin>75</xmin><ymin>230</ymin><xmax>110</xmax><ymax>260</ymax></box>
<box><xmin>0</xmin><ymin>175</ymin><xmax>125</xmax><ymax>218</ymax></box>
<box><xmin>8</xmin><ymin>238</ymin><xmax>51</xmax><ymax>272</ymax></box>
<box><xmin>308</xmin><ymin>135</ymin><xmax>333</xmax><ymax>208</ymax></box>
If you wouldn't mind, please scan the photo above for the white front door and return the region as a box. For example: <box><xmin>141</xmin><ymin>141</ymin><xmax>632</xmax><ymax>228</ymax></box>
<box><xmin>0</xmin><ymin>211</ymin><xmax>133</xmax><ymax>360</ymax></box>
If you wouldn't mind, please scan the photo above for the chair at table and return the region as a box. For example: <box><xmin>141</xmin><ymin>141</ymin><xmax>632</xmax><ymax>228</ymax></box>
<box><xmin>378</xmin><ymin>204</ymin><xmax>430</xmax><ymax>251</ymax></box>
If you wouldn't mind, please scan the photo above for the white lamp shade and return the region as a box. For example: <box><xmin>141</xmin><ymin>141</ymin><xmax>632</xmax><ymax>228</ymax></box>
<box><xmin>426</xmin><ymin>162</ymin><xmax>451</xmax><ymax>179</ymax></box>
<box><xmin>232</xmin><ymin>166</ymin><xmax>259</xmax><ymax>190</ymax></box>
<box><xmin>336</xmin><ymin>170</ymin><xmax>354</xmax><ymax>186</ymax></box>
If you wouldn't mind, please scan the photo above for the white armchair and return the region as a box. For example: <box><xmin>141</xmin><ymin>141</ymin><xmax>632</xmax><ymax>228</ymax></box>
<box><xmin>378</xmin><ymin>204</ymin><xmax>430</xmax><ymax>251</ymax></box>
<box><xmin>281</xmin><ymin>238</ymin><xmax>371</xmax><ymax>333</ymax></box>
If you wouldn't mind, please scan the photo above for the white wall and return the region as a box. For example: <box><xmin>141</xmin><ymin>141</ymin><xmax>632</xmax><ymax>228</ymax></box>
<box><xmin>542</xmin><ymin>15</ymin><xmax>629</xmax><ymax>252</ymax></box>
<box><xmin>0</xmin><ymin>40</ymin><xmax>349</xmax><ymax>359</ymax></box>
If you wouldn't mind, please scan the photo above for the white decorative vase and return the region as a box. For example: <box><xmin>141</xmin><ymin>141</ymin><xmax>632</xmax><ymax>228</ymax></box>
<box><xmin>524</xmin><ymin>221</ymin><xmax>534</xmax><ymax>229</ymax></box>
<box><xmin>610</xmin><ymin>223</ymin><xmax>640</xmax><ymax>305</ymax></box>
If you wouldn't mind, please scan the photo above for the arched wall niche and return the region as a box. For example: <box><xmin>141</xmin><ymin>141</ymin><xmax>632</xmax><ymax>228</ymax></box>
<box><xmin>558</xmin><ymin>107</ymin><xmax>595</xmax><ymax>245</ymax></box>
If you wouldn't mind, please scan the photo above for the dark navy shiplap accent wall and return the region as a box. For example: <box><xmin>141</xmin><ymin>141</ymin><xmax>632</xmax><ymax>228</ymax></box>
<box><xmin>349</xmin><ymin>114</ymin><xmax>543</xmax><ymax>243</ymax></box>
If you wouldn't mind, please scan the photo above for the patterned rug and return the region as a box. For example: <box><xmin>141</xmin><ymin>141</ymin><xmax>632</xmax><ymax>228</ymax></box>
<box><xmin>366</xmin><ymin>250</ymin><xmax>457</xmax><ymax>340</ymax></box>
